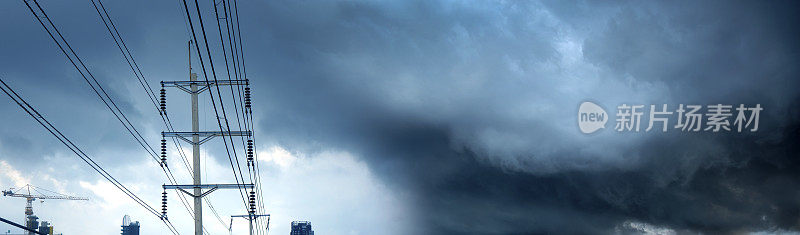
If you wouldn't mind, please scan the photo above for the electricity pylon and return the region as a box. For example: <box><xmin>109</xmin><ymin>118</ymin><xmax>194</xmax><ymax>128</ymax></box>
<box><xmin>231</xmin><ymin>214</ymin><xmax>269</xmax><ymax>235</ymax></box>
<box><xmin>159</xmin><ymin>61</ymin><xmax>254</xmax><ymax>235</ymax></box>
<box><xmin>2</xmin><ymin>184</ymin><xmax>87</xmax><ymax>235</ymax></box>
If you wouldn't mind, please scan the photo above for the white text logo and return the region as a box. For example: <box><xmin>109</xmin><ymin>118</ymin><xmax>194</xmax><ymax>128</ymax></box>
<box><xmin>578</xmin><ymin>101</ymin><xmax>608</xmax><ymax>134</ymax></box>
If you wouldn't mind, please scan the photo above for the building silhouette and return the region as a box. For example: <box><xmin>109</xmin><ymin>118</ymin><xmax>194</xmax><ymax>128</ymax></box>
<box><xmin>121</xmin><ymin>215</ymin><xmax>140</xmax><ymax>235</ymax></box>
<box><xmin>38</xmin><ymin>221</ymin><xmax>51</xmax><ymax>235</ymax></box>
<box><xmin>23</xmin><ymin>216</ymin><xmax>54</xmax><ymax>235</ymax></box>
<box><xmin>25</xmin><ymin>215</ymin><xmax>39</xmax><ymax>235</ymax></box>
<box><xmin>290</xmin><ymin>221</ymin><xmax>314</xmax><ymax>235</ymax></box>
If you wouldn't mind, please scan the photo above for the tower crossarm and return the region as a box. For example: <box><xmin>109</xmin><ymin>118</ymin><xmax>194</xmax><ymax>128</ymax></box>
<box><xmin>161</xmin><ymin>80</ymin><xmax>248</xmax><ymax>94</ymax></box>
<box><xmin>162</xmin><ymin>131</ymin><xmax>252</xmax><ymax>145</ymax></box>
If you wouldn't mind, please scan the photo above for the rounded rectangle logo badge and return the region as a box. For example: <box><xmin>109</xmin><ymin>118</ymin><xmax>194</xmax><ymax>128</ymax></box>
<box><xmin>578</xmin><ymin>101</ymin><xmax>608</xmax><ymax>134</ymax></box>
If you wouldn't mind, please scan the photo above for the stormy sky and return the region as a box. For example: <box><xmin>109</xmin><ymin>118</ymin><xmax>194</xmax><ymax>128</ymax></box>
<box><xmin>1</xmin><ymin>0</ymin><xmax>799</xmax><ymax>234</ymax></box>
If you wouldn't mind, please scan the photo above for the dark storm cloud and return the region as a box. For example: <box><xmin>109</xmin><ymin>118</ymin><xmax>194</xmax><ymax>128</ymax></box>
<box><xmin>0</xmin><ymin>0</ymin><xmax>192</xmax><ymax>170</ymax></box>
<box><xmin>238</xmin><ymin>0</ymin><xmax>800</xmax><ymax>233</ymax></box>
<box><xmin>2</xmin><ymin>0</ymin><xmax>800</xmax><ymax>233</ymax></box>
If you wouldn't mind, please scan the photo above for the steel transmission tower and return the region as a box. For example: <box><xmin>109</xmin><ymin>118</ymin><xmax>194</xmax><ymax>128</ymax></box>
<box><xmin>159</xmin><ymin>65</ymin><xmax>253</xmax><ymax>234</ymax></box>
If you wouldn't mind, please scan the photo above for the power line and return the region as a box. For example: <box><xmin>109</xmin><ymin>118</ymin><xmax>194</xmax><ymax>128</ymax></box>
<box><xmin>0</xmin><ymin>77</ymin><xmax>180</xmax><ymax>235</ymax></box>
<box><xmin>223</xmin><ymin>0</ymin><xmax>269</xmax><ymax>232</ymax></box>
<box><xmin>232</xmin><ymin>0</ymin><xmax>247</xmax><ymax>82</ymax></box>
<box><xmin>212</xmin><ymin>1</ymin><xmax>267</xmax><ymax>233</ymax></box>
<box><xmin>209</xmin><ymin>1</ymin><xmax>256</xmax><ymax>231</ymax></box>
<box><xmin>89</xmin><ymin>0</ymin><xmax>195</xmax><ymax>178</ymax></box>
<box><xmin>211</xmin><ymin>0</ymin><xmax>251</xmax><ymax>188</ymax></box>
<box><xmin>0</xmin><ymin>216</ymin><xmax>46</xmax><ymax>235</ymax></box>
<box><xmin>91</xmin><ymin>0</ymin><xmax>159</xmax><ymax>114</ymax></box>
<box><xmin>213</xmin><ymin>0</ymin><xmax>268</xmax><ymax>232</ymax></box>
<box><xmin>232</xmin><ymin>2</ymin><xmax>269</xmax><ymax>231</ymax></box>
<box><xmin>180</xmin><ymin>0</ymin><xmax>250</xmax><ymax>212</ymax></box>
<box><xmin>192</xmin><ymin>0</ymin><xmax>250</xmax><ymax>202</ymax></box>
<box><xmin>22</xmin><ymin>0</ymin><xmax>198</xmax><ymax>233</ymax></box>
<box><xmin>24</xmin><ymin>0</ymin><xmax>262</xmax><ymax>232</ymax></box>
<box><xmin>24</xmin><ymin>0</ymin><xmax>159</xmax><ymax>165</ymax></box>
<box><xmin>89</xmin><ymin>1</ymin><xmax>227</xmax><ymax>232</ymax></box>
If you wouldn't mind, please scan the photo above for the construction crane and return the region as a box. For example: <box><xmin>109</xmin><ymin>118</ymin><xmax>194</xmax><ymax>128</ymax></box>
<box><xmin>2</xmin><ymin>184</ymin><xmax>87</xmax><ymax>234</ymax></box>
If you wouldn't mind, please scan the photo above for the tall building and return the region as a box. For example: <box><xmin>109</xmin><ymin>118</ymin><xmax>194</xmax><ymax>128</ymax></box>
<box><xmin>121</xmin><ymin>215</ymin><xmax>140</xmax><ymax>235</ymax></box>
<box><xmin>290</xmin><ymin>221</ymin><xmax>314</xmax><ymax>235</ymax></box>
<box><xmin>38</xmin><ymin>221</ymin><xmax>52</xmax><ymax>235</ymax></box>
<box><xmin>25</xmin><ymin>215</ymin><xmax>38</xmax><ymax>235</ymax></box>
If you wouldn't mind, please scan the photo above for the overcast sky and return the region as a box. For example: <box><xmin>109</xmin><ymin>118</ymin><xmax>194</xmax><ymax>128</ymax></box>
<box><xmin>1</xmin><ymin>0</ymin><xmax>799</xmax><ymax>234</ymax></box>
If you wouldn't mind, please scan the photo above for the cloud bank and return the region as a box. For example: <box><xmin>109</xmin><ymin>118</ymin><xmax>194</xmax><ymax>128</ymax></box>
<box><xmin>1</xmin><ymin>0</ymin><xmax>799</xmax><ymax>234</ymax></box>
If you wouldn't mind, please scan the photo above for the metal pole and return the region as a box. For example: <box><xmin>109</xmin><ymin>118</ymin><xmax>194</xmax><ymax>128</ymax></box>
<box><xmin>191</xmin><ymin>72</ymin><xmax>202</xmax><ymax>235</ymax></box>
<box><xmin>249</xmin><ymin>215</ymin><xmax>253</xmax><ymax>235</ymax></box>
